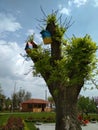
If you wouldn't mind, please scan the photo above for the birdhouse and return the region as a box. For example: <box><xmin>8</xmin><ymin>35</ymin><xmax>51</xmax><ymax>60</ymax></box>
<box><xmin>25</xmin><ymin>42</ymin><xmax>32</xmax><ymax>54</ymax></box>
<box><xmin>40</xmin><ymin>30</ymin><xmax>52</xmax><ymax>44</ymax></box>
<box><xmin>25</xmin><ymin>41</ymin><xmax>38</xmax><ymax>54</ymax></box>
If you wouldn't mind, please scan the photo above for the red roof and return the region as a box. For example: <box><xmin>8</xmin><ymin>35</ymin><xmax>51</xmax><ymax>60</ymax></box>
<box><xmin>22</xmin><ymin>98</ymin><xmax>49</xmax><ymax>104</ymax></box>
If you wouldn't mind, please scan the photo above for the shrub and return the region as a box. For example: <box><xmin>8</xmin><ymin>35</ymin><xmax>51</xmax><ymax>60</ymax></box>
<box><xmin>1</xmin><ymin>116</ymin><xmax>24</xmax><ymax>130</ymax></box>
<box><xmin>25</xmin><ymin>116</ymin><xmax>55</xmax><ymax>123</ymax></box>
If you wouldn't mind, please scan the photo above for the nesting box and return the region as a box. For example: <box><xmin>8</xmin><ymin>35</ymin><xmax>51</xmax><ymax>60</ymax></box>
<box><xmin>25</xmin><ymin>48</ymin><xmax>31</xmax><ymax>54</ymax></box>
<box><xmin>40</xmin><ymin>30</ymin><xmax>52</xmax><ymax>44</ymax></box>
<box><xmin>25</xmin><ymin>42</ymin><xmax>32</xmax><ymax>54</ymax></box>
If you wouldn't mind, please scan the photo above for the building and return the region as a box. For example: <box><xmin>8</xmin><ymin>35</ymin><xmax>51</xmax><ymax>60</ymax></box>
<box><xmin>21</xmin><ymin>98</ymin><xmax>51</xmax><ymax>112</ymax></box>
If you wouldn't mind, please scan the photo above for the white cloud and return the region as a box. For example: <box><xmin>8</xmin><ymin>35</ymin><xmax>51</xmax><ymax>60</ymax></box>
<box><xmin>80</xmin><ymin>87</ymin><xmax>98</xmax><ymax>98</ymax></box>
<box><xmin>0</xmin><ymin>40</ymin><xmax>25</xmax><ymax>79</ymax></box>
<box><xmin>93</xmin><ymin>0</ymin><xmax>98</xmax><ymax>7</ymax></box>
<box><xmin>0</xmin><ymin>40</ymin><xmax>35</xmax><ymax>83</ymax></box>
<box><xmin>0</xmin><ymin>40</ymin><xmax>49</xmax><ymax>98</ymax></box>
<box><xmin>68</xmin><ymin>1</ymin><xmax>72</xmax><ymax>7</ymax></box>
<box><xmin>59</xmin><ymin>7</ymin><xmax>71</xmax><ymax>15</ymax></box>
<box><xmin>59</xmin><ymin>0</ymin><xmax>88</xmax><ymax>16</ymax></box>
<box><xmin>26</xmin><ymin>29</ymin><xmax>35</xmax><ymax>36</ymax></box>
<box><xmin>0</xmin><ymin>13</ymin><xmax>21</xmax><ymax>33</ymax></box>
<box><xmin>26</xmin><ymin>29</ymin><xmax>42</xmax><ymax>43</ymax></box>
<box><xmin>68</xmin><ymin>0</ymin><xmax>88</xmax><ymax>7</ymax></box>
<box><xmin>59</xmin><ymin>4</ymin><xmax>71</xmax><ymax>15</ymax></box>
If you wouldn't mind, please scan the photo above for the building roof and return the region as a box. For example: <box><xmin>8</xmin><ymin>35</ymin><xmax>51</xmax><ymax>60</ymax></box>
<box><xmin>22</xmin><ymin>98</ymin><xmax>49</xmax><ymax>104</ymax></box>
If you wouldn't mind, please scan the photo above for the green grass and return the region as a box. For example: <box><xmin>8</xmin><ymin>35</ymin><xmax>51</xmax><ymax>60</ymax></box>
<box><xmin>0</xmin><ymin>114</ymin><xmax>10</xmax><ymax>125</ymax></box>
<box><xmin>0</xmin><ymin>112</ymin><xmax>55</xmax><ymax>130</ymax></box>
<box><xmin>0</xmin><ymin>112</ymin><xmax>98</xmax><ymax>130</ymax></box>
<box><xmin>25</xmin><ymin>122</ymin><xmax>36</xmax><ymax>130</ymax></box>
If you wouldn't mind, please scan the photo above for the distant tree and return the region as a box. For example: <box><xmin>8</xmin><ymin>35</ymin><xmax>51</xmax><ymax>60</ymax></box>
<box><xmin>25</xmin><ymin>12</ymin><xmax>97</xmax><ymax>130</ymax></box>
<box><xmin>17</xmin><ymin>89</ymin><xmax>25</xmax><ymax>104</ymax></box>
<box><xmin>78</xmin><ymin>96</ymin><xmax>96</xmax><ymax>114</ymax></box>
<box><xmin>48</xmin><ymin>96</ymin><xmax>54</xmax><ymax>102</ymax></box>
<box><xmin>5</xmin><ymin>97</ymin><xmax>12</xmax><ymax>110</ymax></box>
<box><xmin>17</xmin><ymin>89</ymin><xmax>32</xmax><ymax>103</ymax></box>
<box><xmin>12</xmin><ymin>93</ymin><xmax>18</xmax><ymax>111</ymax></box>
<box><xmin>89</xmin><ymin>98</ymin><xmax>96</xmax><ymax>113</ymax></box>
<box><xmin>11</xmin><ymin>89</ymin><xmax>32</xmax><ymax>111</ymax></box>
<box><xmin>94</xmin><ymin>96</ymin><xmax>98</xmax><ymax>105</ymax></box>
<box><xmin>24</xmin><ymin>91</ymin><xmax>32</xmax><ymax>101</ymax></box>
<box><xmin>48</xmin><ymin>96</ymin><xmax>55</xmax><ymax>108</ymax></box>
<box><xmin>0</xmin><ymin>84</ymin><xmax>2</xmax><ymax>94</ymax></box>
<box><xmin>0</xmin><ymin>95</ymin><xmax>5</xmax><ymax>111</ymax></box>
<box><xmin>0</xmin><ymin>84</ymin><xmax>5</xmax><ymax>111</ymax></box>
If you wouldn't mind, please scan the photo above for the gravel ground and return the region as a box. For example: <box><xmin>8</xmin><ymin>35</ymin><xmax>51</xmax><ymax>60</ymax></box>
<box><xmin>35</xmin><ymin>122</ymin><xmax>98</xmax><ymax>130</ymax></box>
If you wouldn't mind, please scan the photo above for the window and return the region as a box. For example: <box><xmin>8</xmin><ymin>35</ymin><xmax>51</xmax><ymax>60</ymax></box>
<box><xmin>28</xmin><ymin>104</ymin><xmax>33</xmax><ymax>108</ymax></box>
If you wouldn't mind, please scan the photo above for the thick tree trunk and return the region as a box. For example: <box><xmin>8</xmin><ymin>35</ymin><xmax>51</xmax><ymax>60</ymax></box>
<box><xmin>51</xmin><ymin>86</ymin><xmax>82</xmax><ymax>130</ymax></box>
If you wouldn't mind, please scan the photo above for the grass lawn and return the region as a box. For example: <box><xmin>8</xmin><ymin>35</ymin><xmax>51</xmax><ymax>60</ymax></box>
<box><xmin>0</xmin><ymin>112</ymin><xmax>55</xmax><ymax>130</ymax></box>
<box><xmin>0</xmin><ymin>112</ymin><xmax>98</xmax><ymax>130</ymax></box>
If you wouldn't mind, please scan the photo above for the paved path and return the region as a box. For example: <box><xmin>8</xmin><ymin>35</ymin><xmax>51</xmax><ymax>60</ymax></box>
<box><xmin>82</xmin><ymin>123</ymin><xmax>98</xmax><ymax>130</ymax></box>
<box><xmin>35</xmin><ymin>122</ymin><xmax>98</xmax><ymax>130</ymax></box>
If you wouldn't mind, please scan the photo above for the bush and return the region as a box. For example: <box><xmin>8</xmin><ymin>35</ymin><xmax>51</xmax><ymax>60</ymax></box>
<box><xmin>25</xmin><ymin>116</ymin><xmax>55</xmax><ymax>123</ymax></box>
<box><xmin>83</xmin><ymin>113</ymin><xmax>98</xmax><ymax>121</ymax></box>
<box><xmin>0</xmin><ymin>116</ymin><xmax>24</xmax><ymax>130</ymax></box>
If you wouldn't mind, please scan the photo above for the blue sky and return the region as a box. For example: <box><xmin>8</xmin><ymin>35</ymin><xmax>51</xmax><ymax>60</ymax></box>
<box><xmin>0</xmin><ymin>0</ymin><xmax>98</xmax><ymax>99</ymax></box>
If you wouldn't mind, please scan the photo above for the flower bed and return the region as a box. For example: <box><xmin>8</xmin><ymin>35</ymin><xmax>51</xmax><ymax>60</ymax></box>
<box><xmin>0</xmin><ymin>116</ymin><xmax>24</xmax><ymax>130</ymax></box>
<box><xmin>25</xmin><ymin>116</ymin><xmax>55</xmax><ymax>123</ymax></box>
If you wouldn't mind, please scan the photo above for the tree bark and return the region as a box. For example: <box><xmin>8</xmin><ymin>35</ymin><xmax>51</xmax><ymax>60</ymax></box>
<box><xmin>53</xmin><ymin>86</ymin><xmax>82</xmax><ymax>130</ymax></box>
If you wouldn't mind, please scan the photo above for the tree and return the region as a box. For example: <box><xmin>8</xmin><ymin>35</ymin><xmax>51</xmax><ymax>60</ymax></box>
<box><xmin>12</xmin><ymin>93</ymin><xmax>18</xmax><ymax>111</ymax></box>
<box><xmin>0</xmin><ymin>84</ymin><xmax>2</xmax><ymax>94</ymax></box>
<box><xmin>48</xmin><ymin>96</ymin><xmax>55</xmax><ymax>109</ymax></box>
<box><xmin>78</xmin><ymin>96</ymin><xmax>96</xmax><ymax>114</ymax></box>
<box><xmin>25</xmin><ymin>12</ymin><xmax>97</xmax><ymax>130</ymax></box>
<box><xmin>5</xmin><ymin>97</ymin><xmax>12</xmax><ymax>110</ymax></box>
<box><xmin>16</xmin><ymin>89</ymin><xmax>32</xmax><ymax>103</ymax></box>
<box><xmin>24</xmin><ymin>91</ymin><xmax>32</xmax><ymax>101</ymax></box>
<box><xmin>12</xmin><ymin>89</ymin><xmax>32</xmax><ymax>111</ymax></box>
<box><xmin>0</xmin><ymin>85</ymin><xmax>5</xmax><ymax>111</ymax></box>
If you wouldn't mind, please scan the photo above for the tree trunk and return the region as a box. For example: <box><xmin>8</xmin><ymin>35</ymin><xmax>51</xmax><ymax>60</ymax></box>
<box><xmin>52</xmin><ymin>86</ymin><xmax>82</xmax><ymax>130</ymax></box>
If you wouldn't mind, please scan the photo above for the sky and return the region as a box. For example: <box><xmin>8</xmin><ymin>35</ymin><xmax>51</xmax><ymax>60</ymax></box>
<box><xmin>0</xmin><ymin>0</ymin><xmax>98</xmax><ymax>99</ymax></box>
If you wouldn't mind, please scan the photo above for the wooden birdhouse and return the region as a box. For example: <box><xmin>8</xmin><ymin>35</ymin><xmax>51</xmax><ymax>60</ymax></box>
<box><xmin>25</xmin><ymin>42</ymin><xmax>31</xmax><ymax>54</ymax></box>
<box><xmin>25</xmin><ymin>41</ymin><xmax>38</xmax><ymax>54</ymax></box>
<box><xmin>40</xmin><ymin>30</ymin><xmax>52</xmax><ymax>44</ymax></box>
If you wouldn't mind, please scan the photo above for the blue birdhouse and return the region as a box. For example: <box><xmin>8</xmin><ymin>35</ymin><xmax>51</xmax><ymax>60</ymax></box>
<box><xmin>40</xmin><ymin>30</ymin><xmax>52</xmax><ymax>44</ymax></box>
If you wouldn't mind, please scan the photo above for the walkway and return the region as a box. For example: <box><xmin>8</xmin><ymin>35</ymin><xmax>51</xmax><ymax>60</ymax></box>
<box><xmin>35</xmin><ymin>122</ymin><xmax>98</xmax><ymax>130</ymax></box>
